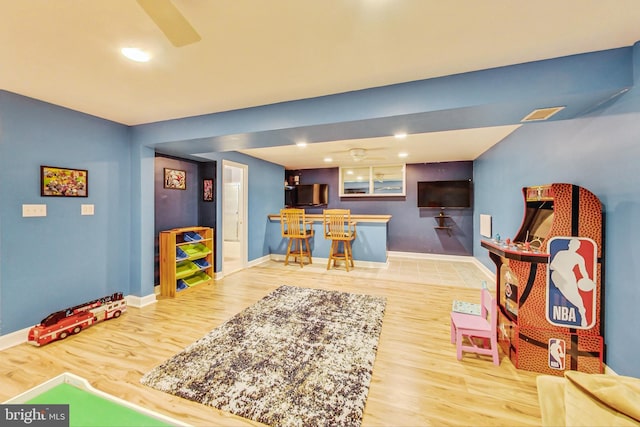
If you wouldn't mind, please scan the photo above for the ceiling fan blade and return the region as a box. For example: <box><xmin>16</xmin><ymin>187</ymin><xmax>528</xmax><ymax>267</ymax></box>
<box><xmin>137</xmin><ymin>0</ymin><xmax>201</xmax><ymax>47</ymax></box>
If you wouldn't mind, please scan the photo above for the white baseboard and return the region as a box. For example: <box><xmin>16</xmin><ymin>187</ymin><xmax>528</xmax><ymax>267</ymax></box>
<box><xmin>249</xmin><ymin>254</ymin><xmax>271</xmax><ymax>267</ymax></box>
<box><xmin>125</xmin><ymin>292</ymin><xmax>157</xmax><ymax>308</ymax></box>
<box><xmin>268</xmin><ymin>251</ymin><xmax>495</xmax><ymax>271</ymax></box>
<box><xmin>470</xmin><ymin>258</ymin><xmax>497</xmax><ymax>281</ymax></box>
<box><xmin>0</xmin><ymin>327</ymin><xmax>32</xmax><ymax>351</ymax></box>
<box><xmin>268</xmin><ymin>254</ymin><xmax>388</xmax><ymax>269</ymax></box>
<box><xmin>388</xmin><ymin>250</ymin><xmax>475</xmax><ymax>262</ymax></box>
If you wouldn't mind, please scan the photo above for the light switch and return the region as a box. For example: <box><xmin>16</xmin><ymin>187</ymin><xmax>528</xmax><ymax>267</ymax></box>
<box><xmin>81</xmin><ymin>204</ymin><xmax>95</xmax><ymax>216</ymax></box>
<box><xmin>22</xmin><ymin>204</ymin><xmax>47</xmax><ymax>217</ymax></box>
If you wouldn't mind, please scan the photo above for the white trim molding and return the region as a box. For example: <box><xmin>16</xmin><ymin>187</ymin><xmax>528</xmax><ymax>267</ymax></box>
<box><xmin>125</xmin><ymin>292</ymin><xmax>157</xmax><ymax>308</ymax></box>
<box><xmin>268</xmin><ymin>254</ymin><xmax>388</xmax><ymax>269</ymax></box>
<box><xmin>0</xmin><ymin>327</ymin><xmax>32</xmax><ymax>351</ymax></box>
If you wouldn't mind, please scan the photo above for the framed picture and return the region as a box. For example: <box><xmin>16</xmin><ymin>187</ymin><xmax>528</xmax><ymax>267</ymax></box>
<box><xmin>164</xmin><ymin>168</ymin><xmax>186</xmax><ymax>190</ymax></box>
<box><xmin>41</xmin><ymin>166</ymin><xmax>88</xmax><ymax>197</ymax></box>
<box><xmin>203</xmin><ymin>179</ymin><xmax>214</xmax><ymax>201</ymax></box>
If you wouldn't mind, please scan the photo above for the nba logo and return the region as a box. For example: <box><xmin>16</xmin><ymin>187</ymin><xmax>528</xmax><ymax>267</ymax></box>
<box><xmin>546</xmin><ymin>237</ymin><xmax>597</xmax><ymax>329</ymax></box>
<box><xmin>548</xmin><ymin>338</ymin><xmax>566</xmax><ymax>370</ymax></box>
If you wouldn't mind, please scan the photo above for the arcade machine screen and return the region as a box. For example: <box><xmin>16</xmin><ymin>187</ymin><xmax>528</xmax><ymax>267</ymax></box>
<box><xmin>516</xmin><ymin>201</ymin><xmax>554</xmax><ymax>250</ymax></box>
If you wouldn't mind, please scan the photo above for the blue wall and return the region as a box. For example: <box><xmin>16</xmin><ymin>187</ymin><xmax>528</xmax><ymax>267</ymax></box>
<box><xmin>153</xmin><ymin>155</ymin><xmax>216</xmax><ymax>282</ymax></box>
<box><xmin>474</xmin><ymin>45</ymin><xmax>640</xmax><ymax>377</ymax></box>
<box><xmin>290</xmin><ymin>162</ymin><xmax>474</xmax><ymax>255</ymax></box>
<box><xmin>203</xmin><ymin>152</ymin><xmax>284</xmax><ymax>269</ymax></box>
<box><xmin>155</xmin><ymin>156</ymin><xmax>201</xmax><ymax>232</ymax></box>
<box><xmin>0</xmin><ymin>92</ymin><xmax>285</xmax><ymax>334</ymax></box>
<box><xmin>0</xmin><ymin>91</ymin><xmax>132</xmax><ymax>334</ymax></box>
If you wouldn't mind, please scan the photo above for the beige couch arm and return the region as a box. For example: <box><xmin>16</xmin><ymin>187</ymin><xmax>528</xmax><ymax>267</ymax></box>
<box><xmin>537</xmin><ymin>371</ymin><xmax>640</xmax><ymax>427</ymax></box>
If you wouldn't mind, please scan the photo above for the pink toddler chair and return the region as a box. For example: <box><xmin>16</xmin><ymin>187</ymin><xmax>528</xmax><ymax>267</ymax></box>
<box><xmin>450</xmin><ymin>288</ymin><xmax>500</xmax><ymax>365</ymax></box>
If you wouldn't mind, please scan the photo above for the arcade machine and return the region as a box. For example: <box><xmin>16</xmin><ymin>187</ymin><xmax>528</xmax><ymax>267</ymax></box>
<box><xmin>481</xmin><ymin>183</ymin><xmax>604</xmax><ymax>375</ymax></box>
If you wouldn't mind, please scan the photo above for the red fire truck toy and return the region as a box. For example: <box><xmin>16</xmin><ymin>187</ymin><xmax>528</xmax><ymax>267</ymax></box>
<box><xmin>28</xmin><ymin>292</ymin><xmax>127</xmax><ymax>346</ymax></box>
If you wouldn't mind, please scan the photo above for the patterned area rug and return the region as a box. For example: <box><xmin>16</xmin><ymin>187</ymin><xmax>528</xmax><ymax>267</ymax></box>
<box><xmin>141</xmin><ymin>285</ymin><xmax>386</xmax><ymax>427</ymax></box>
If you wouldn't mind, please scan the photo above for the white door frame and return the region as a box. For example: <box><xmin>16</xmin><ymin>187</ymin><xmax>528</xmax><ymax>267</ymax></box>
<box><xmin>222</xmin><ymin>160</ymin><xmax>248</xmax><ymax>275</ymax></box>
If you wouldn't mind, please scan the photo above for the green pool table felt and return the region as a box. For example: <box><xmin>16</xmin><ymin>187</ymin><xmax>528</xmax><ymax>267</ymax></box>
<box><xmin>26</xmin><ymin>383</ymin><xmax>172</xmax><ymax>427</ymax></box>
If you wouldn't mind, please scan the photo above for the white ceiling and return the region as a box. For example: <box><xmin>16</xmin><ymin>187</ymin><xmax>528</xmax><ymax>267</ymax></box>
<box><xmin>2</xmin><ymin>1</ymin><xmax>640</xmax><ymax>169</ymax></box>
<box><xmin>237</xmin><ymin>125</ymin><xmax>522</xmax><ymax>169</ymax></box>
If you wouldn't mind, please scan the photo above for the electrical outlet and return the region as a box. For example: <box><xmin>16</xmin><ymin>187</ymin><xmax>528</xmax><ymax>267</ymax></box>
<box><xmin>81</xmin><ymin>204</ymin><xmax>95</xmax><ymax>216</ymax></box>
<box><xmin>22</xmin><ymin>204</ymin><xmax>47</xmax><ymax>217</ymax></box>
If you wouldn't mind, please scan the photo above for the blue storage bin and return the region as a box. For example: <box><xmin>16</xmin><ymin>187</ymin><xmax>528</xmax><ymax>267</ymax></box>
<box><xmin>193</xmin><ymin>258</ymin><xmax>210</xmax><ymax>269</ymax></box>
<box><xmin>176</xmin><ymin>247</ymin><xmax>188</xmax><ymax>261</ymax></box>
<box><xmin>183</xmin><ymin>231</ymin><xmax>203</xmax><ymax>242</ymax></box>
<box><xmin>176</xmin><ymin>279</ymin><xmax>188</xmax><ymax>291</ymax></box>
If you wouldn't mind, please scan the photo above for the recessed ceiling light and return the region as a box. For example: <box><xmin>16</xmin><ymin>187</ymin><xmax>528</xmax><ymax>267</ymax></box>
<box><xmin>398</xmin><ymin>152</ymin><xmax>408</xmax><ymax>158</ymax></box>
<box><xmin>346</xmin><ymin>170</ymin><xmax>354</xmax><ymax>175</ymax></box>
<box><xmin>295</xmin><ymin>141</ymin><xmax>307</xmax><ymax>147</ymax></box>
<box><xmin>121</xmin><ymin>47</ymin><xmax>151</xmax><ymax>62</ymax></box>
<box><xmin>324</xmin><ymin>157</ymin><xmax>333</xmax><ymax>162</ymax></box>
<box><xmin>394</xmin><ymin>133</ymin><xmax>407</xmax><ymax>139</ymax></box>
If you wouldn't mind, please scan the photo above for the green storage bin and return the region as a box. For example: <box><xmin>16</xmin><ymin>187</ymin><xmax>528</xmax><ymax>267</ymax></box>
<box><xmin>181</xmin><ymin>243</ymin><xmax>212</xmax><ymax>260</ymax></box>
<box><xmin>175</xmin><ymin>261</ymin><xmax>199</xmax><ymax>279</ymax></box>
<box><xmin>182</xmin><ymin>271</ymin><xmax>212</xmax><ymax>287</ymax></box>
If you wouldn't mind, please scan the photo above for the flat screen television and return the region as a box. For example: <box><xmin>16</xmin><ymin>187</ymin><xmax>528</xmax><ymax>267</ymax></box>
<box><xmin>288</xmin><ymin>184</ymin><xmax>329</xmax><ymax>207</ymax></box>
<box><xmin>417</xmin><ymin>180</ymin><xmax>472</xmax><ymax>208</ymax></box>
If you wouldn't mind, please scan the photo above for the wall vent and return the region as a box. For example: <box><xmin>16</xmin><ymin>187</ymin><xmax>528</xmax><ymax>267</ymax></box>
<box><xmin>521</xmin><ymin>106</ymin><xmax>565</xmax><ymax>122</ymax></box>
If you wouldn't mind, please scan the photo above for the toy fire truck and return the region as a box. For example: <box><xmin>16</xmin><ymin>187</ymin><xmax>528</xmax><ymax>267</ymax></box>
<box><xmin>27</xmin><ymin>292</ymin><xmax>127</xmax><ymax>346</ymax></box>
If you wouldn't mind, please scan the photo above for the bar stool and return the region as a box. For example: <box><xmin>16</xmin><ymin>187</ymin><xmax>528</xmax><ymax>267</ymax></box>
<box><xmin>280</xmin><ymin>208</ymin><xmax>313</xmax><ymax>267</ymax></box>
<box><xmin>323</xmin><ymin>209</ymin><xmax>357</xmax><ymax>271</ymax></box>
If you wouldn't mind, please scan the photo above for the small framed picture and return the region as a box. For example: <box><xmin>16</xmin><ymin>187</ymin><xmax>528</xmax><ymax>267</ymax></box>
<box><xmin>164</xmin><ymin>168</ymin><xmax>186</xmax><ymax>190</ymax></box>
<box><xmin>203</xmin><ymin>179</ymin><xmax>214</xmax><ymax>201</ymax></box>
<box><xmin>41</xmin><ymin>166</ymin><xmax>88</xmax><ymax>197</ymax></box>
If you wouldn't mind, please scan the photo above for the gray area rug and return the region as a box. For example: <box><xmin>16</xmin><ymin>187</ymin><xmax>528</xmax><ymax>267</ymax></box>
<box><xmin>141</xmin><ymin>285</ymin><xmax>386</xmax><ymax>427</ymax></box>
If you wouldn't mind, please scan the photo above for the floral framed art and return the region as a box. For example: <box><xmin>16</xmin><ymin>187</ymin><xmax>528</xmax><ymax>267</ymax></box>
<box><xmin>203</xmin><ymin>179</ymin><xmax>214</xmax><ymax>201</ymax></box>
<box><xmin>41</xmin><ymin>165</ymin><xmax>88</xmax><ymax>197</ymax></box>
<box><xmin>164</xmin><ymin>168</ymin><xmax>186</xmax><ymax>190</ymax></box>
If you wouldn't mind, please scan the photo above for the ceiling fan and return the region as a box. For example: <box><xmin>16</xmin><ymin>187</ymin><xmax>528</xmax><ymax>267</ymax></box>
<box><xmin>136</xmin><ymin>0</ymin><xmax>201</xmax><ymax>47</ymax></box>
<box><xmin>346</xmin><ymin>148</ymin><xmax>386</xmax><ymax>162</ymax></box>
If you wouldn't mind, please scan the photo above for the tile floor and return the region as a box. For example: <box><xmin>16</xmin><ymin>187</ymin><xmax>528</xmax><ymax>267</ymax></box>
<box><xmin>257</xmin><ymin>253</ymin><xmax>494</xmax><ymax>289</ymax></box>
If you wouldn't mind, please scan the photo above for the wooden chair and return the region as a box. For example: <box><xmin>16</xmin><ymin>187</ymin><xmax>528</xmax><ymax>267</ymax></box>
<box><xmin>280</xmin><ymin>208</ymin><xmax>313</xmax><ymax>267</ymax></box>
<box><xmin>323</xmin><ymin>209</ymin><xmax>357</xmax><ymax>271</ymax></box>
<box><xmin>450</xmin><ymin>287</ymin><xmax>500</xmax><ymax>365</ymax></box>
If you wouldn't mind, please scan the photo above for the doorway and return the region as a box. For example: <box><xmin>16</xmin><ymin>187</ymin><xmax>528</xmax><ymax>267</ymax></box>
<box><xmin>222</xmin><ymin>160</ymin><xmax>248</xmax><ymax>275</ymax></box>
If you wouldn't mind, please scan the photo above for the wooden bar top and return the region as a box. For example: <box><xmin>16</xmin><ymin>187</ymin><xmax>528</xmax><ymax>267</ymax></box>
<box><xmin>268</xmin><ymin>213</ymin><xmax>391</xmax><ymax>223</ymax></box>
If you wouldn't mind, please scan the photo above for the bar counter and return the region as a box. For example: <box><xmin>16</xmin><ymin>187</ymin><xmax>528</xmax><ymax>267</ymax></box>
<box><xmin>267</xmin><ymin>214</ymin><xmax>391</xmax><ymax>265</ymax></box>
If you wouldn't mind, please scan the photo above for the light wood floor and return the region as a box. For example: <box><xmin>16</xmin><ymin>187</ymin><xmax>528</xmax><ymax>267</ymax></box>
<box><xmin>0</xmin><ymin>258</ymin><xmax>542</xmax><ymax>426</ymax></box>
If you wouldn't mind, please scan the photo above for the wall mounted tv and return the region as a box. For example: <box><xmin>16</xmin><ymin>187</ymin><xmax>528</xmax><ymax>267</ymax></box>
<box><xmin>286</xmin><ymin>184</ymin><xmax>329</xmax><ymax>207</ymax></box>
<box><xmin>417</xmin><ymin>180</ymin><xmax>472</xmax><ymax>208</ymax></box>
